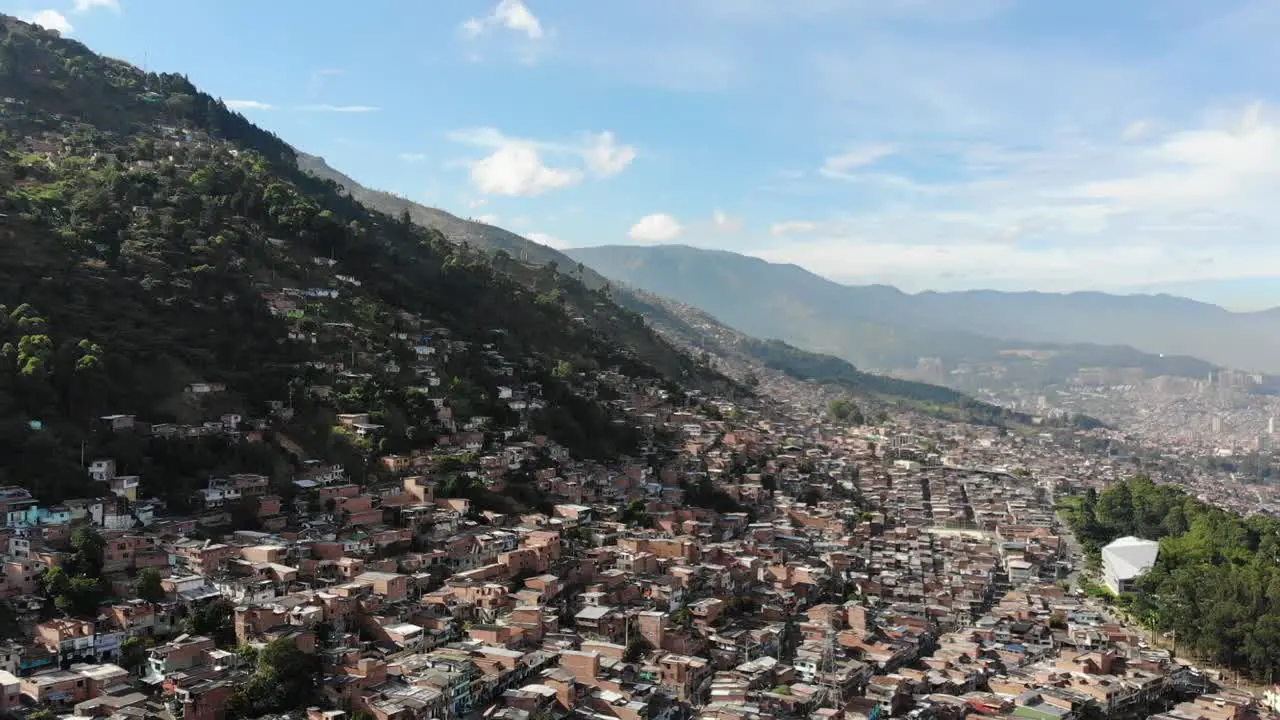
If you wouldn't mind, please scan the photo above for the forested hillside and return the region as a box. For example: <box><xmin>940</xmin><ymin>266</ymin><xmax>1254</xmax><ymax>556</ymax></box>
<box><xmin>0</xmin><ymin>15</ymin><xmax>725</xmax><ymax>507</ymax></box>
<box><xmin>297</xmin><ymin>153</ymin><xmax>599</xmax><ymax>282</ymax></box>
<box><xmin>295</xmin><ymin>152</ymin><xmax>745</xmax><ymax>391</ymax></box>
<box><xmin>742</xmin><ymin>339</ymin><xmax>1106</xmax><ymax>430</ymax></box>
<box><xmin>1062</xmin><ymin>476</ymin><xmax>1280</xmax><ymax>679</ymax></box>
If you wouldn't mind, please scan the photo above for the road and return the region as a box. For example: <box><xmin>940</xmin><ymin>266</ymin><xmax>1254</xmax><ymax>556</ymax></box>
<box><xmin>1047</xmin><ymin>481</ymin><xmax>1084</xmax><ymax>588</ymax></box>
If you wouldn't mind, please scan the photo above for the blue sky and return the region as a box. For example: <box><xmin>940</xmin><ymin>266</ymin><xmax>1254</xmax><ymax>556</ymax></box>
<box><xmin>11</xmin><ymin>0</ymin><xmax>1280</xmax><ymax>309</ymax></box>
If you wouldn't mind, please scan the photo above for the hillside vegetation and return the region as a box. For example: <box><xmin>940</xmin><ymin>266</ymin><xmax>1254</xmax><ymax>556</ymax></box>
<box><xmin>1061</xmin><ymin>476</ymin><xmax>1280</xmax><ymax>679</ymax></box>
<box><xmin>0</xmin><ymin>14</ymin><xmax>724</xmax><ymax>506</ymax></box>
<box><xmin>295</xmin><ymin>154</ymin><xmax>756</xmax><ymax>394</ymax></box>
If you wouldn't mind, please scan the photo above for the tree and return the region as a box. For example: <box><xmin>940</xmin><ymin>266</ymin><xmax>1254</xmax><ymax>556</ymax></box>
<box><xmin>120</xmin><ymin>636</ymin><xmax>148</xmax><ymax>675</ymax></box>
<box><xmin>228</xmin><ymin>637</ymin><xmax>320</xmax><ymax>717</ymax></box>
<box><xmin>624</xmin><ymin>635</ymin><xmax>652</xmax><ymax>663</ymax></box>
<box><xmin>132</xmin><ymin>568</ymin><xmax>165</xmax><ymax>603</ymax></box>
<box><xmin>672</xmin><ymin>607</ymin><xmax>694</xmax><ymax>629</ymax></box>
<box><xmin>227</xmin><ymin>496</ymin><xmax>262</xmax><ymax>531</ymax></box>
<box><xmin>17</xmin><ymin>333</ymin><xmax>52</xmax><ymax>377</ymax></box>
<box><xmin>620</xmin><ymin>499</ymin><xmax>652</xmax><ymax>528</ymax></box>
<box><xmin>40</xmin><ymin>565</ymin><xmax>71</xmax><ymax>602</ymax></box>
<box><xmin>799</xmin><ymin>487</ymin><xmax>822</xmax><ymax>507</ymax></box>
<box><xmin>186</xmin><ymin>597</ymin><xmax>236</xmax><ymax>645</ymax></box>
<box><xmin>828</xmin><ymin>397</ymin><xmax>863</xmax><ymax>424</ymax></box>
<box><xmin>552</xmin><ymin>360</ymin><xmax>573</xmax><ymax>379</ymax></box>
<box><xmin>67</xmin><ymin>525</ymin><xmax>105</xmax><ymax>578</ymax></box>
<box><xmin>40</xmin><ymin>565</ymin><xmax>103</xmax><ymax>618</ymax></box>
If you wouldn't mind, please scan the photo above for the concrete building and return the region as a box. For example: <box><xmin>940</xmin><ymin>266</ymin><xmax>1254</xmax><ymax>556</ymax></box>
<box><xmin>1101</xmin><ymin>536</ymin><xmax>1160</xmax><ymax>594</ymax></box>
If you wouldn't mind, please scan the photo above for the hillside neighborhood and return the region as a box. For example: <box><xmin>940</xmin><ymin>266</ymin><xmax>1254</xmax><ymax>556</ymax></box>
<box><xmin>0</xmin><ymin>350</ymin><xmax>1269</xmax><ymax>720</ymax></box>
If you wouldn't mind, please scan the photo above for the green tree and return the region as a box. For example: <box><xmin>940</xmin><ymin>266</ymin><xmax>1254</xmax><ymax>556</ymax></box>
<box><xmin>552</xmin><ymin>359</ymin><xmax>573</xmax><ymax>379</ymax></box>
<box><xmin>186</xmin><ymin>597</ymin><xmax>236</xmax><ymax>645</ymax></box>
<box><xmin>132</xmin><ymin>568</ymin><xmax>165</xmax><ymax>603</ymax></box>
<box><xmin>41</xmin><ymin>566</ymin><xmax>105</xmax><ymax>617</ymax></box>
<box><xmin>671</xmin><ymin>607</ymin><xmax>694</xmax><ymax>629</ymax></box>
<box><xmin>828</xmin><ymin>397</ymin><xmax>863</xmax><ymax>424</ymax></box>
<box><xmin>227</xmin><ymin>637</ymin><xmax>320</xmax><ymax>717</ymax></box>
<box><xmin>620</xmin><ymin>499</ymin><xmax>652</xmax><ymax>528</ymax></box>
<box><xmin>16</xmin><ymin>333</ymin><xmax>53</xmax><ymax>377</ymax></box>
<box><xmin>39</xmin><ymin>565</ymin><xmax>71</xmax><ymax>602</ymax></box>
<box><xmin>120</xmin><ymin>636</ymin><xmax>148</xmax><ymax>675</ymax></box>
<box><xmin>68</xmin><ymin>525</ymin><xmax>105</xmax><ymax>577</ymax></box>
<box><xmin>623</xmin><ymin>635</ymin><xmax>652</xmax><ymax>663</ymax></box>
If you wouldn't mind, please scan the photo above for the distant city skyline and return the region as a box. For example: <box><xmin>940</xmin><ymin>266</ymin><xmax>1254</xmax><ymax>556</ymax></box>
<box><xmin>12</xmin><ymin>0</ymin><xmax>1280</xmax><ymax>302</ymax></box>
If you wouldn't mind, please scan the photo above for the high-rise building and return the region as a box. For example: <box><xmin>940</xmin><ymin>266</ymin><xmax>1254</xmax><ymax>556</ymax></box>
<box><xmin>1269</xmin><ymin>416</ymin><xmax>1276</xmax><ymax>435</ymax></box>
<box><xmin>1211</xmin><ymin>415</ymin><xmax>1223</xmax><ymax>434</ymax></box>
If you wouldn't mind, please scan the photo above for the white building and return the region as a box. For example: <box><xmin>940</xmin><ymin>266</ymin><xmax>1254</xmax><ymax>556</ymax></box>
<box><xmin>1101</xmin><ymin>536</ymin><xmax>1160</xmax><ymax>594</ymax></box>
<box><xmin>88</xmin><ymin>459</ymin><xmax>116</xmax><ymax>483</ymax></box>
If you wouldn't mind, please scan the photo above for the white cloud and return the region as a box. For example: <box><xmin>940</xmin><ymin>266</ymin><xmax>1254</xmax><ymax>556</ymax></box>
<box><xmin>820</xmin><ymin>143</ymin><xmax>897</xmax><ymax>179</ymax></box>
<box><xmin>470</xmin><ymin>143</ymin><xmax>581</xmax><ymax>197</ymax></box>
<box><xmin>399</xmin><ymin>153</ymin><xmax>428</xmax><ymax>163</ymax></box>
<box><xmin>628</xmin><ymin>214</ymin><xmax>684</xmax><ymax>243</ymax></box>
<box><xmin>745</xmin><ymin>103</ymin><xmax>1280</xmax><ymax>292</ymax></box>
<box><xmin>450</xmin><ymin>127</ymin><xmax>634</xmax><ymax>195</ymax></box>
<box><xmin>770</xmin><ymin>220</ymin><xmax>819</xmax><ymax>237</ymax></box>
<box><xmin>712</xmin><ymin>209</ymin><xmax>742</xmax><ymax>234</ymax></box>
<box><xmin>72</xmin><ymin>0</ymin><xmax>118</xmax><ymax>12</ymax></box>
<box><xmin>1122</xmin><ymin>120</ymin><xmax>1151</xmax><ymax>141</ymax></box>
<box><xmin>298</xmin><ymin>104</ymin><xmax>380</xmax><ymax>113</ymax></box>
<box><xmin>19</xmin><ymin>9</ymin><xmax>73</xmax><ymax>34</ymax></box>
<box><xmin>225</xmin><ymin>100</ymin><xmax>273</xmax><ymax>111</ymax></box>
<box><xmin>307</xmin><ymin>68</ymin><xmax>346</xmax><ymax>97</ymax></box>
<box><xmin>449</xmin><ymin>127</ymin><xmax>510</xmax><ymax>148</ymax></box>
<box><xmin>1072</xmin><ymin>104</ymin><xmax>1280</xmax><ymax>206</ymax></box>
<box><xmin>527</xmin><ymin>232</ymin><xmax>570</xmax><ymax>249</ymax></box>
<box><xmin>475</xmin><ymin>214</ymin><xmax>501</xmax><ymax>225</ymax></box>
<box><xmin>582</xmin><ymin>131</ymin><xmax>637</xmax><ymax>178</ymax></box>
<box><xmin>462</xmin><ymin>0</ymin><xmax>545</xmax><ymax>40</ymax></box>
<box><xmin>751</xmin><ymin>239</ymin><xmax>1170</xmax><ymax>292</ymax></box>
<box><xmin>493</xmin><ymin>0</ymin><xmax>544</xmax><ymax>38</ymax></box>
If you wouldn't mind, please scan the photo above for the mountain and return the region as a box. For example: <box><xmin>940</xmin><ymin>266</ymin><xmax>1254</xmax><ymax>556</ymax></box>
<box><xmin>293</xmin><ymin>139</ymin><xmax>1059</xmax><ymax>428</ymax></box>
<box><xmin>293</xmin><ymin>154</ymin><xmax>769</xmax><ymax>396</ymax></box>
<box><xmin>296</xmin><ymin>153</ymin><xmax>610</xmax><ymax>285</ymax></box>
<box><xmin>566</xmin><ymin>244</ymin><xmax>1238</xmax><ymax>380</ymax></box>
<box><xmin>630</xmin><ymin>290</ymin><xmax>1107</xmax><ymax>431</ymax></box>
<box><xmin>0</xmin><ymin>14</ymin><xmax>736</xmax><ymax>508</ymax></box>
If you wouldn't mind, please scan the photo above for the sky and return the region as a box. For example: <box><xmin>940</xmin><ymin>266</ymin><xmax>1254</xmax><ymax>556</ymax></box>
<box><xmin>10</xmin><ymin>0</ymin><xmax>1280</xmax><ymax>309</ymax></box>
